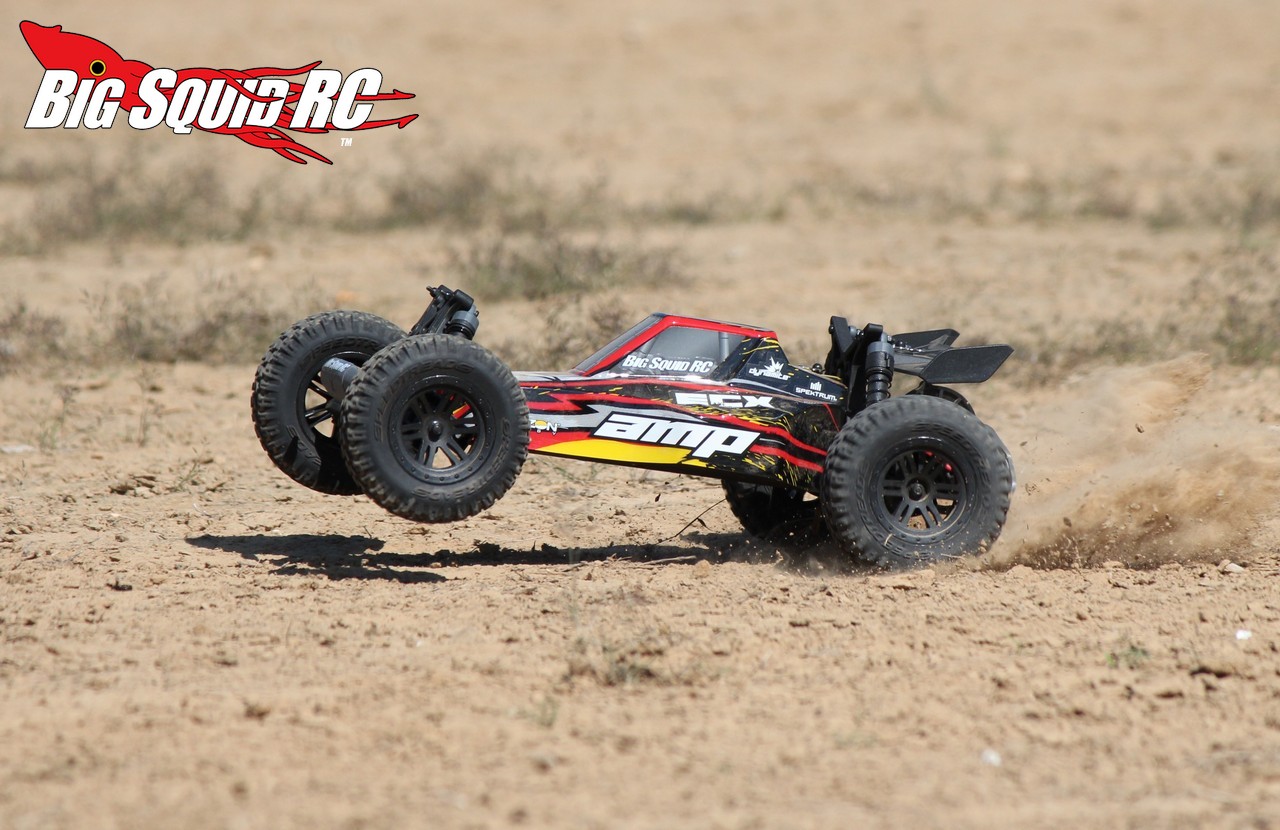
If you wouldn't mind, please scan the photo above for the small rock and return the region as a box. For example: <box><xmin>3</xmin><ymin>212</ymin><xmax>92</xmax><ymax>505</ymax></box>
<box><xmin>1236</xmin><ymin>629</ymin><xmax>1253</xmax><ymax>641</ymax></box>
<box><xmin>980</xmin><ymin>748</ymin><xmax>1002</xmax><ymax>767</ymax></box>
<box><xmin>693</xmin><ymin>560</ymin><xmax>712</xmax><ymax>578</ymax></box>
<box><xmin>1149</xmin><ymin>681</ymin><xmax>1185</xmax><ymax>699</ymax></box>
<box><xmin>1191</xmin><ymin>655</ymin><xmax>1247</xmax><ymax>679</ymax></box>
<box><xmin>1219</xmin><ymin>561</ymin><xmax>1245</xmax><ymax>575</ymax></box>
<box><xmin>529</xmin><ymin>752</ymin><xmax>559</xmax><ymax>772</ymax></box>
<box><xmin>1102</xmin><ymin>560</ymin><xmax>1124</xmax><ymax>570</ymax></box>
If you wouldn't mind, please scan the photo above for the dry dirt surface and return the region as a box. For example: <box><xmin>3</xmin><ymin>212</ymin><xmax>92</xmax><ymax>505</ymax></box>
<box><xmin>2</xmin><ymin>1</ymin><xmax>1280</xmax><ymax>828</ymax></box>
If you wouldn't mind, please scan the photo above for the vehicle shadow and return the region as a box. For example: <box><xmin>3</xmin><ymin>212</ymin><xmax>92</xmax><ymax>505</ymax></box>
<box><xmin>184</xmin><ymin>530</ymin><xmax>849</xmax><ymax>582</ymax></box>
<box><xmin>186</xmin><ymin>533</ymin><xmax>447</xmax><ymax>583</ymax></box>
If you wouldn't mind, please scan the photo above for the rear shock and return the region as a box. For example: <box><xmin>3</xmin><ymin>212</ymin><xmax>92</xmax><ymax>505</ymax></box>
<box><xmin>865</xmin><ymin>333</ymin><xmax>894</xmax><ymax>405</ymax></box>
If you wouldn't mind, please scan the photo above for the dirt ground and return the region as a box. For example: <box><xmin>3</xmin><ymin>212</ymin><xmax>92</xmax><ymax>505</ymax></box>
<box><xmin>3</xmin><ymin>1</ymin><xmax>1280</xmax><ymax>828</ymax></box>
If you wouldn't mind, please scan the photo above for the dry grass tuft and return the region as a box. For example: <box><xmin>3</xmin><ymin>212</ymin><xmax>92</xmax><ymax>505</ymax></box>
<box><xmin>0</xmin><ymin>275</ymin><xmax>329</xmax><ymax>372</ymax></box>
<box><xmin>451</xmin><ymin>230</ymin><xmax>681</xmax><ymax>302</ymax></box>
<box><xmin>81</xmin><ymin>274</ymin><xmax>325</xmax><ymax>364</ymax></box>
<box><xmin>0</xmin><ymin>303</ymin><xmax>67</xmax><ymax>377</ymax></box>
<box><xmin>3</xmin><ymin>157</ymin><xmax>265</xmax><ymax>253</ymax></box>
<box><xmin>4</xmin><ymin>148</ymin><xmax>1278</xmax><ymax>256</ymax></box>
<box><xmin>340</xmin><ymin>155</ymin><xmax>612</xmax><ymax>234</ymax></box>
<box><xmin>491</xmin><ymin>296</ymin><xmax>635</xmax><ymax>370</ymax></box>
<box><xmin>1006</xmin><ymin>249</ymin><xmax>1280</xmax><ymax>382</ymax></box>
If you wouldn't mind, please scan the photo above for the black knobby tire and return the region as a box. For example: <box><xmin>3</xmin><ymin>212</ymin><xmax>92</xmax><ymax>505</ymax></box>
<box><xmin>722</xmin><ymin>480</ymin><xmax>828</xmax><ymax>549</ymax></box>
<box><xmin>340</xmin><ymin>334</ymin><xmax>530</xmax><ymax>523</ymax></box>
<box><xmin>252</xmin><ymin>311</ymin><xmax>404</xmax><ymax>495</ymax></box>
<box><xmin>907</xmin><ymin>382</ymin><xmax>974</xmax><ymax>413</ymax></box>
<box><xmin>820</xmin><ymin>396</ymin><xmax>1013</xmax><ymax>568</ymax></box>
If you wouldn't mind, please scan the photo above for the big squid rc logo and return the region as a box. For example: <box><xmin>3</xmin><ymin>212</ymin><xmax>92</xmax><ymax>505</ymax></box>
<box><xmin>19</xmin><ymin>20</ymin><xmax>418</xmax><ymax>165</ymax></box>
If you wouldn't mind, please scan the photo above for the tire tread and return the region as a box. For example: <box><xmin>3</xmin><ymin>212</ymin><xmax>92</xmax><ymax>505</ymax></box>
<box><xmin>820</xmin><ymin>396</ymin><xmax>1012</xmax><ymax>568</ymax></box>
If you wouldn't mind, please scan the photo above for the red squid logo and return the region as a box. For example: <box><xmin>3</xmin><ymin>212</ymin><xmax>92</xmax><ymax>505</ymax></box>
<box><xmin>20</xmin><ymin>20</ymin><xmax>418</xmax><ymax>165</ymax></box>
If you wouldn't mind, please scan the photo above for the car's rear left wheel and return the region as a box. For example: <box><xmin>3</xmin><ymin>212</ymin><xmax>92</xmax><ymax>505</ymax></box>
<box><xmin>820</xmin><ymin>395</ymin><xmax>1012</xmax><ymax>568</ymax></box>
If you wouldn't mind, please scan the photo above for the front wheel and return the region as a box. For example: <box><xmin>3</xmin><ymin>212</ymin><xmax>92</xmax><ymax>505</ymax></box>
<box><xmin>820</xmin><ymin>396</ymin><xmax>1012</xmax><ymax>568</ymax></box>
<box><xmin>340</xmin><ymin>335</ymin><xmax>529</xmax><ymax>523</ymax></box>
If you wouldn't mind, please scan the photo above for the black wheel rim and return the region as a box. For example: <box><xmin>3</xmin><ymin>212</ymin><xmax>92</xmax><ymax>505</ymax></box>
<box><xmin>875</xmin><ymin>445</ymin><xmax>967</xmax><ymax>539</ymax></box>
<box><xmin>296</xmin><ymin>349</ymin><xmax>371</xmax><ymax>442</ymax></box>
<box><xmin>390</xmin><ymin>383</ymin><xmax>488</xmax><ymax>484</ymax></box>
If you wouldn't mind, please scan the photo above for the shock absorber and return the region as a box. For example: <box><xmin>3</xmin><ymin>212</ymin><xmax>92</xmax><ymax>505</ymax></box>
<box><xmin>865</xmin><ymin>334</ymin><xmax>894</xmax><ymax>404</ymax></box>
<box><xmin>445</xmin><ymin>307</ymin><xmax>479</xmax><ymax>339</ymax></box>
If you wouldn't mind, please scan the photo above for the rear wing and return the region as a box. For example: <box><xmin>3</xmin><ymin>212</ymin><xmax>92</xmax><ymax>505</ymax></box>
<box><xmin>891</xmin><ymin>330</ymin><xmax>1013</xmax><ymax>384</ymax></box>
<box><xmin>825</xmin><ymin>316</ymin><xmax>1014</xmax><ymax>417</ymax></box>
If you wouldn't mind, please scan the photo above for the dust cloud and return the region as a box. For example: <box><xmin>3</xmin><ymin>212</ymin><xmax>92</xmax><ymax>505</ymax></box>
<box><xmin>995</xmin><ymin>355</ymin><xmax>1279</xmax><ymax>568</ymax></box>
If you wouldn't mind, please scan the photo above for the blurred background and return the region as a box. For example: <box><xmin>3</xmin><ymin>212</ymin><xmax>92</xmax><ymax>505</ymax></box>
<box><xmin>2</xmin><ymin>0</ymin><xmax>1277</xmax><ymax>374</ymax></box>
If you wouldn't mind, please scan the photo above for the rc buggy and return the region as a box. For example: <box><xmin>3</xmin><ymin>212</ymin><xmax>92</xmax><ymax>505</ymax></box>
<box><xmin>252</xmin><ymin>286</ymin><xmax>1015</xmax><ymax>567</ymax></box>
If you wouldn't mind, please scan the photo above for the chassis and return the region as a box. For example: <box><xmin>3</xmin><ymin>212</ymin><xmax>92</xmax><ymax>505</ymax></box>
<box><xmin>252</xmin><ymin>286</ymin><xmax>1014</xmax><ymax>567</ymax></box>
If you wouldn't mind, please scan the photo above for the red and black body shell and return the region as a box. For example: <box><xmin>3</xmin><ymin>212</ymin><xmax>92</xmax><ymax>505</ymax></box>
<box><xmin>516</xmin><ymin>313</ymin><xmax>846</xmax><ymax>493</ymax></box>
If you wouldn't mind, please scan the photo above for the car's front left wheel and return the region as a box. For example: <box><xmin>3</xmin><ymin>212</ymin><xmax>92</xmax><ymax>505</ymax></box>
<box><xmin>339</xmin><ymin>334</ymin><xmax>530</xmax><ymax>523</ymax></box>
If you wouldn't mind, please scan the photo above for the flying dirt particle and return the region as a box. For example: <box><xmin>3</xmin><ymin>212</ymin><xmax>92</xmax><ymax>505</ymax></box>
<box><xmin>693</xmin><ymin>560</ymin><xmax>712</xmax><ymax>578</ymax></box>
<box><xmin>981</xmin><ymin>748</ymin><xmax>1002</xmax><ymax>767</ymax></box>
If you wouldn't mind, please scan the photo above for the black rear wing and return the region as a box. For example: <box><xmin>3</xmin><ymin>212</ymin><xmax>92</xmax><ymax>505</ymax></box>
<box><xmin>825</xmin><ymin>317</ymin><xmax>1013</xmax><ymax>417</ymax></box>
<box><xmin>891</xmin><ymin>329</ymin><xmax>1012</xmax><ymax>384</ymax></box>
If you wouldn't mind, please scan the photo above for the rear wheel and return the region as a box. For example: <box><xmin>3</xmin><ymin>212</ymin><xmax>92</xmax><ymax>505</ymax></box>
<box><xmin>340</xmin><ymin>335</ymin><xmax>529</xmax><ymax>523</ymax></box>
<box><xmin>722</xmin><ymin>481</ymin><xmax>828</xmax><ymax>549</ymax></box>
<box><xmin>252</xmin><ymin>311</ymin><xmax>404</xmax><ymax>495</ymax></box>
<box><xmin>820</xmin><ymin>396</ymin><xmax>1012</xmax><ymax>568</ymax></box>
<box><xmin>907</xmin><ymin>382</ymin><xmax>974</xmax><ymax>413</ymax></box>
